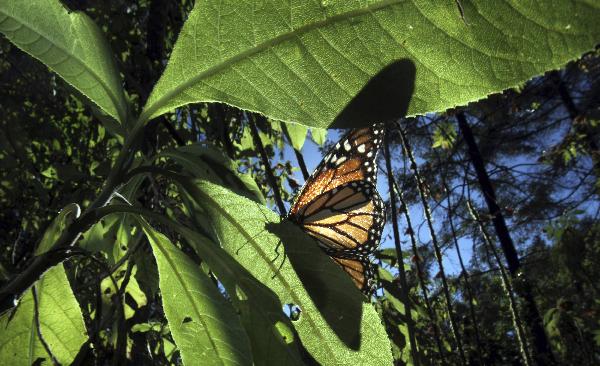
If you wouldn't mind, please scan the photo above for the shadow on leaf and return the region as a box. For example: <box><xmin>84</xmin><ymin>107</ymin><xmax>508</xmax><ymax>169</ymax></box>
<box><xmin>331</xmin><ymin>59</ymin><xmax>416</xmax><ymax>128</ymax></box>
<box><xmin>266</xmin><ymin>221</ymin><xmax>366</xmax><ymax>350</ymax></box>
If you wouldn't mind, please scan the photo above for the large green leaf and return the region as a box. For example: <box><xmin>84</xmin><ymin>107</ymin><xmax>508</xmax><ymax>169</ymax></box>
<box><xmin>141</xmin><ymin>0</ymin><xmax>600</xmax><ymax>128</ymax></box>
<box><xmin>140</xmin><ymin>221</ymin><xmax>253</xmax><ymax>366</ymax></box>
<box><xmin>0</xmin><ymin>0</ymin><xmax>128</xmax><ymax>125</ymax></box>
<box><xmin>179</xmin><ymin>179</ymin><xmax>392</xmax><ymax>365</ymax></box>
<box><xmin>0</xmin><ymin>265</ymin><xmax>88</xmax><ymax>366</ymax></box>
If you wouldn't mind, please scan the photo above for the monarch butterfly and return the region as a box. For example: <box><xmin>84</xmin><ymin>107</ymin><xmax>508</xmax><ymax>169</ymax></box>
<box><xmin>287</xmin><ymin>125</ymin><xmax>385</xmax><ymax>294</ymax></box>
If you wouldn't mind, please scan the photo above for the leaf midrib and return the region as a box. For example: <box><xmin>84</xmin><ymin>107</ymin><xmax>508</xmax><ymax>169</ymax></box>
<box><xmin>140</xmin><ymin>0</ymin><xmax>403</xmax><ymax>123</ymax></box>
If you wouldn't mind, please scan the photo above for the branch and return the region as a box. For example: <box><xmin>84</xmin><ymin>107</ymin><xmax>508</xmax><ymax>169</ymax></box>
<box><xmin>398</xmin><ymin>122</ymin><xmax>467</xmax><ymax>365</ymax></box>
<box><xmin>280</xmin><ymin>122</ymin><xmax>309</xmax><ymax>180</ymax></box>
<box><xmin>248</xmin><ymin>115</ymin><xmax>286</xmax><ymax>216</ymax></box>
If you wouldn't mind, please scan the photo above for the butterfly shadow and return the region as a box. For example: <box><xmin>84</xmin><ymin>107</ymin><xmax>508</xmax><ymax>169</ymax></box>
<box><xmin>266</xmin><ymin>220</ymin><xmax>367</xmax><ymax>351</ymax></box>
<box><xmin>330</xmin><ymin>58</ymin><xmax>416</xmax><ymax>128</ymax></box>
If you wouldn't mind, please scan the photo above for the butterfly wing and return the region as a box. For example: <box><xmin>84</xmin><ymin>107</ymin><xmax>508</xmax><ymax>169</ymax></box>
<box><xmin>331</xmin><ymin>255</ymin><xmax>375</xmax><ymax>295</ymax></box>
<box><xmin>295</xmin><ymin>180</ymin><xmax>384</xmax><ymax>257</ymax></box>
<box><xmin>288</xmin><ymin>125</ymin><xmax>384</xmax><ymax>217</ymax></box>
<box><xmin>287</xmin><ymin>125</ymin><xmax>385</xmax><ymax>294</ymax></box>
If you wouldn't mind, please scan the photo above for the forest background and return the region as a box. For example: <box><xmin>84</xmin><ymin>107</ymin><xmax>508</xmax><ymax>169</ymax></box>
<box><xmin>0</xmin><ymin>1</ymin><xmax>599</xmax><ymax>365</ymax></box>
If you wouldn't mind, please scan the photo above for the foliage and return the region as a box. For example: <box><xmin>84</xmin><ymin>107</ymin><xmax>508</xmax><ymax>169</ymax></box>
<box><xmin>142</xmin><ymin>0</ymin><xmax>600</xmax><ymax>128</ymax></box>
<box><xmin>0</xmin><ymin>265</ymin><xmax>87</xmax><ymax>365</ymax></box>
<box><xmin>0</xmin><ymin>1</ymin><xmax>599</xmax><ymax>365</ymax></box>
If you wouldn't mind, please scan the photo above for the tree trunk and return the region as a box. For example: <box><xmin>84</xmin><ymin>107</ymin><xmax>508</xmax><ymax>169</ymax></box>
<box><xmin>467</xmin><ymin>200</ymin><xmax>532</xmax><ymax>366</ymax></box>
<box><xmin>456</xmin><ymin>112</ymin><xmax>556</xmax><ymax>365</ymax></box>
<box><xmin>444</xmin><ymin>184</ymin><xmax>485</xmax><ymax>365</ymax></box>
<box><xmin>384</xmin><ymin>130</ymin><xmax>419</xmax><ymax>365</ymax></box>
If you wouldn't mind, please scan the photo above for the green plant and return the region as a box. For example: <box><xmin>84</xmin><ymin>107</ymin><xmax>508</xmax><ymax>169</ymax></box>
<box><xmin>0</xmin><ymin>1</ymin><xmax>599</xmax><ymax>365</ymax></box>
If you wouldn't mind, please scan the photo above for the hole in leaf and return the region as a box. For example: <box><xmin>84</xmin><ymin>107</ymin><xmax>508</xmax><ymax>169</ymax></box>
<box><xmin>283</xmin><ymin>303</ymin><xmax>301</xmax><ymax>322</ymax></box>
<box><xmin>182</xmin><ymin>316</ymin><xmax>192</xmax><ymax>324</ymax></box>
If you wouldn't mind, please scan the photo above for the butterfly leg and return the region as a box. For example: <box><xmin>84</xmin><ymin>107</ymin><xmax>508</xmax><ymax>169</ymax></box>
<box><xmin>270</xmin><ymin>238</ymin><xmax>288</xmax><ymax>279</ymax></box>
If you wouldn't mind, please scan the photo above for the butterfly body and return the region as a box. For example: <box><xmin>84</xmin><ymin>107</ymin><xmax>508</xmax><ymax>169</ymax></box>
<box><xmin>287</xmin><ymin>125</ymin><xmax>385</xmax><ymax>294</ymax></box>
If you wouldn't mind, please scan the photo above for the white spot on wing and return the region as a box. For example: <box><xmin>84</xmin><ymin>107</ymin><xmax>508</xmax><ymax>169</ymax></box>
<box><xmin>357</xmin><ymin>144</ymin><xmax>366</xmax><ymax>153</ymax></box>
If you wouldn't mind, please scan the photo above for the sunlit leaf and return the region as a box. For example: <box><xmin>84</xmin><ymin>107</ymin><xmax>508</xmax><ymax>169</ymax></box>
<box><xmin>310</xmin><ymin>127</ymin><xmax>328</xmax><ymax>146</ymax></box>
<box><xmin>173</xmin><ymin>219</ymin><xmax>307</xmax><ymax>365</ymax></box>
<box><xmin>140</xmin><ymin>221</ymin><xmax>253</xmax><ymax>366</ymax></box>
<box><xmin>0</xmin><ymin>0</ymin><xmax>128</xmax><ymax>125</ymax></box>
<box><xmin>100</xmin><ymin>263</ymin><xmax>148</xmax><ymax>320</ymax></box>
<box><xmin>141</xmin><ymin>0</ymin><xmax>600</xmax><ymax>128</ymax></box>
<box><xmin>282</xmin><ymin>122</ymin><xmax>308</xmax><ymax>151</ymax></box>
<box><xmin>177</xmin><ymin>179</ymin><xmax>393</xmax><ymax>364</ymax></box>
<box><xmin>0</xmin><ymin>265</ymin><xmax>88</xmax><ymax>366</ymax></box>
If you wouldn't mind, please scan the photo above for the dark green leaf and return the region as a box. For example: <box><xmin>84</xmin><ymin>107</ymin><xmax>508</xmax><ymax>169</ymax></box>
<box><xmin>35</xmin><ymin>203</ymin><xmax>80</xmax><ymax>255</ymax></box>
